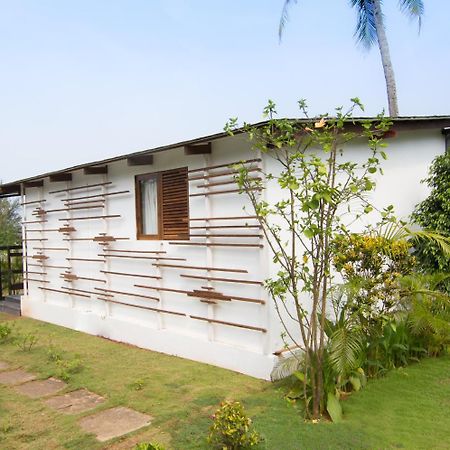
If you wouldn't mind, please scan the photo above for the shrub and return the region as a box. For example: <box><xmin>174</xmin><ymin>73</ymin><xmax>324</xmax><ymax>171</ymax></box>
<box><xmin>0</xmin><ymin>322</ymin><xmax>14</xmax><ymax>342</ymax></box>
<box><xmin>208</xmin><ymin>401</ymin><xmax>261</xmax><ymax>449</ymax></box>
<box><xmin>412</xmin><ymin>152</ymin><xmax>450</xmax><ymax>293</ymax></box>
<box><xmin>55</xmin><ymin>358</ymin><xmax>84</xmax><ymax>381</ymax></box>
<box><xmin>134</xmin><ymin>443</ymin><xmax>165</xmax><ymax>450</ymax></box>
<box><xmin>15</xmin><ymin>332</ymin><xmax>39</xmax><ymax>352</ymax></box>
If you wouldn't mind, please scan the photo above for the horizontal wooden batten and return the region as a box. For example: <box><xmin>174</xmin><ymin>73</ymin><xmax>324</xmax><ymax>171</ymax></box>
<box><xmin>36</xmin><ymin>264</ymin><xmax>71</xmax><ymax>270</ymax></box>
<box><xmin>196</xmin><ymin>176</ymin><xmax>261</xmax><ymax>189</ymax></box>
<box><xmin>58</xmin><ymin>226</ymin><xmax>76</xmax><ymax>233</ymax></box>
<box><xmin>43</xmin><ymin>204</ymin><xmax>105</xmax><ymax>214</ymax></box>
<box><xmin>188</xmin><ymin>167</ymin><xmax>261</xmax><ymax>182</ymax></box>
<box><xmin>190</xmin><ymin>225</ymin><xmax>261</xmax><ymax>230</ymax></box>
<box><xmin>101</xmin><ymin>270</ymin><xmax>161</xmax><ymax>280</ymax></box>
<box><xmin>98</xmin><ymin>254</ymin><xmax>185</xmax><ymax>261</ymax></box>
<box><xmin>190</xmin><ymin>187</ymin><xmax>261</xmax><ymax>198</ymax></box>
<box><xmin>62</xmin><ymin>190</ymin><xmax>130</xmax><ymax>202</ymax></box>
<box><xmin>188</xmin><ymin>158</ymin><xmax>261</xmax><ymax>174</ymax></box>
<box><xmin>99</xmin><ymin>298</ymin><xmax>185</xmax><ymax>317</ymax></box>
<box><xmin>61</xmin><ymin>274</ymin><xmax>106</xmax><ymax>283</ymax></box>
<box><xmin>189</xmin><ymin>215</ymin><xmax>258</xmax><ymax>221</ymax></box>
<box><xmin>102</xmin><ymin>249</ymin><xmax>166</xmax><ymax>254</ymax></box>
<box><xmin>169</xmin><ymin>242</ymin><xmax>263</xmax><ymax>248</ymax></box>
<box><xmin>66</xmin><ymin>258</ymin><xmax>106</xmax><ymax>263</ymax></box>
<box><xmin>180</xmin><ymin>274</ymin><xmax>263</xmax><ymax>285</ymax></box>
<box><xmin>39</xmin><ymin>286</ymin><xmax>90</xmax><ymax>298</ymax></box>
<box><xmin>190</xmin><ymin>315</ymin><xmax>266</xmax><ymax>333</ymax></box>
<box><xmin>134</xmin><ymin>284</ymin><xmax>188</xmax><ymax>295</ymax></box>
<box><xmin>49</xmin><ymin>173</ymin><xmax>72</xmax><ymax>182</ymax></box>
<box><xmin>25</xmin><ymin>278</ymin><xmax>50</xmax><ymax>284</ymax></box>
<box><xmin>84</xmin><ymin>166</ymin><xmax>108</xmax><ymax>175</ymax></box>
<box><xmin>25</xmin><ymin>271</ymin><xmax>48</xmax><ymax>275</ymax></box>
<box><xmin>152</xmin><ymin>263</ymin><xmax>247</xmax><ymax>274</ymax></box>
<box><xmin>49</xmin><ymin>181</ymin><xmax>112</xmax><ymax>194</ymax></box>
<box><xmin>63</xmin><ymin>199</ymin><xmax>107</xmax><ymax>206</ymax></box>
<box><xmin>22</xmin><ymin>220</ymin><xmax>48</xmax><ymax>224</ymax></box>
<box><xmin>32</xmin><ymin>247</ymin><xmax>68</xmax><ymax>251</ymax></box>
<box><xmin>61</xmin><ymin>286</ymin><xmax>112</xmax><ymax>296</ymax></box>
<box><xmin>21</xmin><ymin>199</ymin><xmax>46</xmax><ymax>206</ymax></box>
<box><xmin>58</xmin><ymin>215</ymin><xmax>121</xmax><ymax>222</ymax></box>
<box><xmin>95</xmin><ymin>287</ymin><xmax>159</xmax><ymax>302</ymax></box>
<box><xmin>23</xmin><ymin>238</ymin><xmax>48</xmax><ymax>242</ymax></box>
<box><xmin>25</xmin><ymin>229</ymin><xmax>59</xmax><ymax>233</ymax></box>
<box><xmin>189</xmin><ymin>234</ymin><xmax>263</xmax><ymax>238</ymax></box>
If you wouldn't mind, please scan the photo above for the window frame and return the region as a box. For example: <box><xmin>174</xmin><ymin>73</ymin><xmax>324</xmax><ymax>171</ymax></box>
<box><xmin>135</xmin><ymin>167</ymin><xmax>190</xmax><ymax>241</ymax></box>
<box><xmin>135</xmin><ymin>172</ymin><xmax>163</xmax><ymax>240</ymax></box>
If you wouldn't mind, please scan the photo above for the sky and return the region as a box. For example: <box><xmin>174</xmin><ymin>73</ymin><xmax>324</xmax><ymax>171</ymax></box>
<box><xmin>0</xmin><ymin>0</ymin><xmax>449</xmax><ymax>183</ymax></box>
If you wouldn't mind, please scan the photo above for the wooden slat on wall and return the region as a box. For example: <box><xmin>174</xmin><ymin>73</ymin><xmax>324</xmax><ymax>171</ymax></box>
<box><xmin>161</xmin><ymin>167</ymin><xmax>189</xmax><ymax>240</ymax></box>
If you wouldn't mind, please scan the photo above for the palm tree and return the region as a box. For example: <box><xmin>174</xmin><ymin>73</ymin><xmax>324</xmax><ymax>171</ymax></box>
<box><xmin>279</xmin><ymin>0</ymin><xmax>425</xmax><ymax>117</ymax></box>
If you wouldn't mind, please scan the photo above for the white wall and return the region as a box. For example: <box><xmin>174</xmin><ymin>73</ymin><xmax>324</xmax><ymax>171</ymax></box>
<box><xmin>20</xmin><ymin>127</ymin><xmax>445</xmax><ymax>379</ymax></box>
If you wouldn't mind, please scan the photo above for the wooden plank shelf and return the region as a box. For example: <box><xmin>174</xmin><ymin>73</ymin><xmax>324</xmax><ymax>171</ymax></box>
<box><xmin>94</xmin><ymin>287</ymin><xmax>159</xmax><ymax>302</ymax></box>
<box><xmin>60</xmin><ymin>273</ymin><xmax>106</xmax><ymax>283</ymax></box>
<box><xmin>189</xmin><ymin>315</ymin><xmax>266</xmax><ymax>333</ymax></box>
<box><xmin>187</xmin><ymin>158</ymin><xmax>261</xmax><ymax>174</ymax></box>
<box><xmin>169</xmin><ymin>242</ymin><xmax>263</xmax><ymax>248</ymax></box>
<box><xmin>58</xmin><ymin>215</ymin><xmax>121</xmax><ymax>222</ymax></box>
<box><xmin>49</xmin><ymin>181</ymin><xmax>113</xmax><ymax>194</ymax></box>
<box><xmin>39</xmin><ymin>286</ymin><xmax>90</xmax><ymax>298</ymax></box>
<box><xmin>152</xmin><ymin>263</ymin><xmax>248</xmax><ymax>274</ymax></box>
<box><xmin>100</xmin><ymin>270</ymin><xmax>161</xmax><ymax>280</ymax></box>
<box><xmin>180</xmin><ymin>274</ymin><xmax>263</xmax><ymax>285</ymax></box>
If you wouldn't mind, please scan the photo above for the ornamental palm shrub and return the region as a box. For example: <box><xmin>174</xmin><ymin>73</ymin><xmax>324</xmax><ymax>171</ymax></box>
<box><xmin>412</xmin><ymin>152</ymin><xmax>450</xmax><ymax>294</ymax></box>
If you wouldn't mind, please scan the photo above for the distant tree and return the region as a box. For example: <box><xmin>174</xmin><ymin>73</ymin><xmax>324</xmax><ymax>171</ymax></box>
<box><xmin>0</xmin><ymin>199</ymin><xmax>21</xmax><ymax>246</ymax></box>
<box><xmin>279</xmin><ymin>0</ymin><xmax>425</xmax><ymax>117</ymax></box>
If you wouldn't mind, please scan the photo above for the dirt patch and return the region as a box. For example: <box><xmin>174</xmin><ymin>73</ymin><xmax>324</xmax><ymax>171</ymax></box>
<box><xmin>15</xmin><ymin>377</ymin><xmax>67</xmax><ymax>398</ymax></box>
<box><xmin>0</xmin><ymin>369</ymin><xmax>36</xmax><ymax>386</ymax></box>
<box><xmin>44</xmin><ymin>388</ymin><xmax>105</xmax><ymax>414</ymax></box>
<box><xmin>78</xmin><ymin>406</ymin><xmax>152</xmax><ymax>442</ymax></box>
<box><xmin>0</xmin><ymin>361</ymin><xmax>11</xmax><ymax>371</ymax></box>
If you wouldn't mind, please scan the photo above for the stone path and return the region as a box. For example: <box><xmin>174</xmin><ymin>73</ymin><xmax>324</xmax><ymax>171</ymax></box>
<box><xmin>15</xmin><ymin>377</ymin><xmax>67</xmax><ymax>399</ymax></box>
<box><xmin>79</xmin><ymin>406</ymin><xmax>152</xmax><ymax>442</ymax></box>
<box><xmin>0</xmin><ymin>361</ymin><xmax>151</xmax><ymax>442</ymax></box>
<box><xmin>0</xmin><ymin>369</ymin><xmax>36</xmax><ymax>385</ymax></box>
<box><xmin>45</xmin><ymin>388</ymin><xmax>105</xmax><ymax>414</ymax></box>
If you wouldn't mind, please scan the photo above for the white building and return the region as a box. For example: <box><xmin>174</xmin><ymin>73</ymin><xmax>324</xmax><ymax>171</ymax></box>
<box><xmin>1</xmin><ymin>116</ymin><xmax>449</xmax><ymax>380</ymax></box>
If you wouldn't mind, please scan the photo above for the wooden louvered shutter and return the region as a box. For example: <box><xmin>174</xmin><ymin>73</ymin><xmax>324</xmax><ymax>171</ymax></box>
<box><xmin>160</xmin><ymin>167</ymin><xmax>189</xmax><ymax>240</ymax></box>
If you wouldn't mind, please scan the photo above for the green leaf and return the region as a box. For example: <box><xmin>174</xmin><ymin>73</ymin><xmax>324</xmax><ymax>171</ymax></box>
<box><xmin>326</xmin><ymin>391</ymin><xmax>343</xmax><ymax>423</ymax></box>
<box><xmin>368</xmin><ymin>167</ymin><xmax>377</xmax><ymax>174</ymax></box>
<box><xmin>304</xmin><ymin>228</ymin><xmax>315</xmax><ymax>239</ymax></box>
<box><xmin>349</xmin><ymin>375</ymin><xmax>361</xmax><ymax>391</ymax></box>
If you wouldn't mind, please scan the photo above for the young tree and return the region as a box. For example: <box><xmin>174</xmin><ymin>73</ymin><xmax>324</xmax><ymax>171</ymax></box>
<box><xmin>0</xmin><ymin>199</ymin><xmax>21</xmax><ymax>246</ymax></box>
<box><xmin>279</xmin><ymin>0</ymin><xmax>425</xmax><ymax>117</ymax></box>
<box><xmin>225</xmin><ymin>99</ymin><xmax>392</xmax><ymax>419</ymax></box>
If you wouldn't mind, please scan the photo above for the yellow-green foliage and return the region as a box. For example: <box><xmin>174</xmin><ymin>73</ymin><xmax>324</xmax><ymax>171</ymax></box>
<box><xmin>208</xmin><ymin>401</ymin><xmax>261</xmax><ymax>449</ymax></box>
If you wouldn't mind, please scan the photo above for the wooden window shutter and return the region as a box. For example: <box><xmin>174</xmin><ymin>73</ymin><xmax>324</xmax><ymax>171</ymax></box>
<box><xmin>160</xmin><ymin>167</ymin><xmax>189</xmax><ymax>240</ymax></box>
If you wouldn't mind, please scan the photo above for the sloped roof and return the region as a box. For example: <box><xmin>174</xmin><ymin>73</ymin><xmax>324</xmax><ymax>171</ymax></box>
<box><xmin>1</xmin><ymin>115</ymin><xmax>450</xmax><ymax>197</ymax></box>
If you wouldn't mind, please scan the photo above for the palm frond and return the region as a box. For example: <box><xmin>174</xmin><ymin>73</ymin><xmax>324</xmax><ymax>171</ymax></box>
<box><xmin>271</xmin><ymin>350</ymin><xmax>303</xmax><ymax>381</ymax></box>
<box><xmin>398</xmin><ymin>0</ymin><xmax>424</xmax><ymax>31</ymax></box>
<box><xmin>278</xmin><ymin>0</ymin><xmax>298</xmax><ymax>42</ymax></box>
<box><xmin>328</xmin><ymin>327</ymin><xmax>364</xmax><ymax>377</ymax></box>
<box><xmin>349</xmin><ymin>0</ymin><xmax>378</xmax><ymax>49</ymax></box>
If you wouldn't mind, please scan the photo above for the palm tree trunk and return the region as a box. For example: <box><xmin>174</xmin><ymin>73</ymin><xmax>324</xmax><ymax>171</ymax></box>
<box><xmin>372</xmin><ymin>0</ymin><xmax>399</xmax><ymax>117</ymax></box>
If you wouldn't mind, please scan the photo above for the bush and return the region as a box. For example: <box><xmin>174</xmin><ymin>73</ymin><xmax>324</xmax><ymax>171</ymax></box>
<box><xmin>55</xmin><ymin>358</ymin><xmax>84</xmax><ymax>381</ymax></box>
<box><xmin>0</xmin><ymin>322</ymin><xmax>14</xmax><ymax>342</ymax></box>
<box><xmin>412</xmin><ymin>152</ymin><xmax>450</xmax><ymax>293</ymax></box>
<box><xmin>15</xmin><ymin>332</ymin><xmax>39</xmax><ymax>352</ymax></box>
<box><xmin>134</xmin><ymin>443</ymin><xmax>165</xmax><ymax>450</ymax></box>
<box><xmin>208</xmin><ymin>401</ymin><xmax>261</xmax><ymax>450</ymax></box>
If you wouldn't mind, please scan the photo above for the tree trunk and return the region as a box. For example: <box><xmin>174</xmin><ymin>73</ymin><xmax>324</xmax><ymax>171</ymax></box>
<box><xmin>372</xmin><ymin>0</ymin><xmax>399</xmax><ymax>117</ymax></box>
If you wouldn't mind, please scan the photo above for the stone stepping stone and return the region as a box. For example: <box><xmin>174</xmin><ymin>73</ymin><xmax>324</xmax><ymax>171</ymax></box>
<box><xmin>78</xmin><ymin>406</ymin><xmax>152</xmax><ymax>442</ymax></box>
<box><xmin>0</xmin><ymin>361</ymin><xmax>11</xmax><ymax>371</ymax></box>
<box><xmin>45</xmin><ymin>388</ymin><xmax>105</xmax><ymax>414</ymax></box>
<box><xmin>0</xmin><ymin>369</ymin><xmax>36</xmax><ymax>386</ymax></box>
<box><xmin>15</xmin><ymin>377</ymin><xmax>67</xmax><ymax>398</ymax></box>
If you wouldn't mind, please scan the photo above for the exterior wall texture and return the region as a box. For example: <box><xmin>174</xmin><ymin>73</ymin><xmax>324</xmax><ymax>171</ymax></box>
<box><xmin>20</xmin><ymin>128</ymin><xmax>445</xmax><ymax>379</ymax></box>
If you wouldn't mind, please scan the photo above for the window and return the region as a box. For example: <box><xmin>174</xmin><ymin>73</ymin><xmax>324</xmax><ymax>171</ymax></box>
<box><xmin>135</xmin><ymin>167</ymin><xmax>189</xmax><ymax>240</ymax></box>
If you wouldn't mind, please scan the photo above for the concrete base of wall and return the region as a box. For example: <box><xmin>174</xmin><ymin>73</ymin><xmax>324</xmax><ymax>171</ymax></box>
<box><xmin>21</xmin><ymin>295</ymin><xmax>275</xmax><ymax>380</ymax></box>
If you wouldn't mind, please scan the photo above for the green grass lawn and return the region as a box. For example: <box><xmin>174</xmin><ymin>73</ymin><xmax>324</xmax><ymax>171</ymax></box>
<box><xmin>0</xmin><ymin>313</ymin><xmax>449</xmax><ymax>450</ymax></box>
